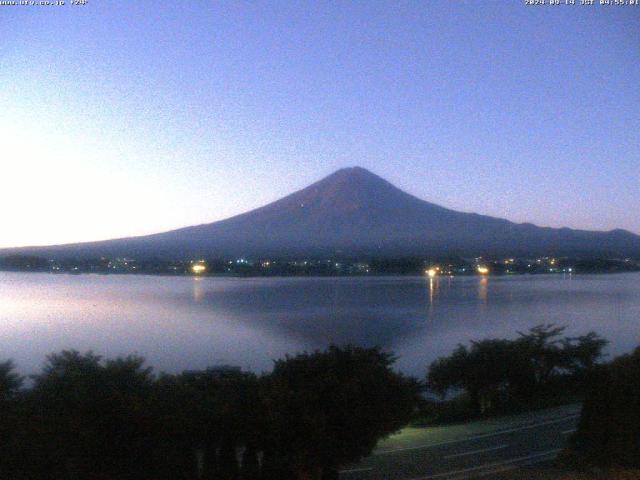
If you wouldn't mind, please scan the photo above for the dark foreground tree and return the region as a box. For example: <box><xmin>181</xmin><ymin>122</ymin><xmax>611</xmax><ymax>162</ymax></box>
<box><xmin>427</xmin><ymin>340</ymin><xmax>525</xmax><ymax>414</ymax></box>
<box><xmin>153</xmin><ymin>367</ymin><xmax>264</xmax><ymax>480</ymax></box>
<box><xmin>0</xmin><ymin>359</ymin><xmax>23</xmax><ymax>474</ymax></box>
<box><xmin>427</xmin><ymin>325</ymin><xmax>608</xmax><ymax>416</ymax></box>
<box><xmin>0</xmin><ymin>346</ymin><xmax>420</xmax><ymax>480</ymax></box>
<box><xmin>561</xmin><ymin>331</ymin><xmax>610</xmax><ymax>374</ymax></box>
<box><xmin>570</xmin><ymin>346</ymin><xmax>640</xmax><ymax>468</ymax></box>
<box><xmin>262</xmin><ymin>345</ymin><xmax>420</xmax><ymax>480</ymax></box>
<box><xmin>0</xmin><ymin>359</ymin><xmax>22</xmax><ymax>401</ymax></box>
<box><xmin>514</xmin><ymin>324</ymin><xmax>568</xmax><ymax>386</ymax></box>
<box><xmin>17</xmin><ymin>351</ymin><xmax>156</xmax><ymax>480</ymax></box>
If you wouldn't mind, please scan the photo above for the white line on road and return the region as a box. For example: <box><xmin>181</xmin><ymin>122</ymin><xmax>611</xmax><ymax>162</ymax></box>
<box><xmin>340</xmin><ymin>467</ymin><xmax>374</xmax><ymax>474</ymax></box>
<box><xmin>447</xmin><ymin>465</ymin><xmax>516</xmax><ymax>480</ymax></box>
<box><xmin>410</xmin><ymin>448</ymin><xmax>563</xmax><ymax>480</ymax></box>
<box><xmin>561</xmin><ymin>428</ymin><xmax>576</xmax><ymax>435</ymax></box>
<box><xmin>375</xmin><ymin>415</ymin><xmax>578</xmax><ymax>455</ymax></box>
<box><xmin>444</xmin><ymin>444</ymin><xmax>508</xmax><ymax>460</ymax></box>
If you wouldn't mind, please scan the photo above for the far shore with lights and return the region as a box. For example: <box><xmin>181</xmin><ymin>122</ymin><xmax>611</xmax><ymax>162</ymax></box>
<box><xmin>0</xmin><ymin>253</ymin><xmax>638</xmax><ymax>277</ymax></box>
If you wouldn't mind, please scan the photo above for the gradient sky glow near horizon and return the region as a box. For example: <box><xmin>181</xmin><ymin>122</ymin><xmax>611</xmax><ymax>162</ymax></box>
<box><xmin>1</xmin><ymin>1</ymin><xmax>639</xmax><ymax>248</ymax></box>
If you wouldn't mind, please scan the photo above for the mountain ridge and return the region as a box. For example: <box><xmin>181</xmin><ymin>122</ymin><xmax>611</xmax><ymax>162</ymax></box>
<box><xmin>3</xmin><ymin>167</ymin><xmax>640</xmax><ymax>259</ymax></box>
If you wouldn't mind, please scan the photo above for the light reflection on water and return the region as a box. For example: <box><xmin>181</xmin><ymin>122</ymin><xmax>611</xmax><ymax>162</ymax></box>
<box><xmin>192</xmin><ymin>277</ymin><xmax>205</xmax><ymax>303</ymax></box>
<box><xmin>0</xmin><ymin>272</ymin><xmax>639</xmax><ymax>377</ymax></box>
<box><xmin>478</xmin><ymin>276</ymin><xmax>488</xmax><ymax>305</ymax></box>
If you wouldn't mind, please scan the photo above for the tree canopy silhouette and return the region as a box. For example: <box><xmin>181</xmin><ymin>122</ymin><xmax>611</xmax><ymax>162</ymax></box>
<box><xmin>427</xmin><ymin>325</ymin><xmax>608</xmax><ymax>415</ymax></box>
<box><xmin>262</xmin><ymin>345</ymin><xmax>420</xmax><ymax>480</ymax></box>
<box><xmin>571</xmin><ymin>346</ymin><xmax>640</xmax><ymax>468</ymax></box>
<box><xmin>0</xmin><ymin>345</ymin><xmax>419</xmax><ymax>480</ymax></box>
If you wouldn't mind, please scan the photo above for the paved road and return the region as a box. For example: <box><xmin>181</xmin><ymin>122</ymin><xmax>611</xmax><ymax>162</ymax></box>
<box><xmin>339</xmin><ymin>404</ymin><xmax>581</xmax><ymax>480</ymax></box>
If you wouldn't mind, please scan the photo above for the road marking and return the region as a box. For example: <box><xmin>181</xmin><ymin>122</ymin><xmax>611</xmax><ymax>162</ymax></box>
<box><xmin>409</xmin><ymin>448</ymin><xmax>563</xmax><ymax>480</ymax></box>
<box><xmin>340</xmin><ymin>467</ymin><xmax>374</xmax><ymax>474</ymax></box>
<box><xmin>561</xmin><ymin>428</ymin><xmax>576</xmax><ymax>435</ymax></box>
<box><xmin>375</xmin><ymin>414</ymin><xmax>578</xmax><ymax>455</ymax></box>
<box><xmin>447</xmin><ymin>465</ymin><xmax>516</xmax><ymax>480</ymax></box>
<box><xmin>444</xmin><ymin>444</ymin><xmax>508</xmax><ymax>460</ymax></box>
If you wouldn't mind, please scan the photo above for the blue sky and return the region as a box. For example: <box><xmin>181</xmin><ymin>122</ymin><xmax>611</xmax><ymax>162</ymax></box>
<box><xmin>1</xmin><ymin>1</ymin><xmax>638</xmax><ymax>247</ymax></box>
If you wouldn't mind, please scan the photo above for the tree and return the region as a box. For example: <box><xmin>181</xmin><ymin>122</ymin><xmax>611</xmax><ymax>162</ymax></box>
<box><xmin>427</xmin><ymin>344</ymin><xmax>468</xmax><ymax>398</ymax></box>
<box><xmin>515</xmin><ymin>324</ymin><xmax>567</xmax><ymax>385</ymax></box>
<box><xmin>262</xmin><ymin>345</ymin><xmax>420</xmax><ymax>480</ymax></box>
<box><xmin>0</xmin><ymin>348</ymin><xmax>421</xmax><ymax>480</ymax></box>
<box><xmin>427</xmin><ymin>326</ymin><xmax>609</xmax><ymax>416</ymax></box>
<box><xmin>561</xmin><ymin>332</ymin><xmax>609</xmax><ymax>374</ymax></box>
<box><xmin>25</xmin><ymin>350</ymin><xmax>156</xmax><ymax>480</ymax></box>
<box><xmin>171</xmin><ymin>368</ymin><xmax>264</xmax><ymax>480</ymax></box>
<box><xmin>0</xmin><ymin>360</ymin><xmax>22</xmax><ymax>401</ymax></box>
<box><xmin>427</xmin><ymin>340</ymin><xmax>527</xmax><ymax>414</ymax></box>
<box><xmin>571</xmin><ymin>347</ymin><xmax>640</xmax><ymax>467</ymax></box>
<box><xmin>0</xmin><ymin>359</ymin><xmax>23</xmax><ymax>474</ymax></box>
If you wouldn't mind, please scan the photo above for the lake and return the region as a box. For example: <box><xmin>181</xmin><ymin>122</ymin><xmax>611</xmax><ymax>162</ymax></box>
<box><xmin>1</xmin><ymin>272</ymin><xmax>639</xmax><ymax>377</ymax></box>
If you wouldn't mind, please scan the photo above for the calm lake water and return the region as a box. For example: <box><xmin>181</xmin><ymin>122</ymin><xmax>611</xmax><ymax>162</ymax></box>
<box><xmin>1</xmin><ymin>272</ymin><xmax>639</xmax><ymax>377</ymax></box>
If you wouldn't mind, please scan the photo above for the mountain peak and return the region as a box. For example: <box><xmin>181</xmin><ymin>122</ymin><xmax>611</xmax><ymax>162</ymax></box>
<box><xmin>325</xmin><ymin>166</ymin><xmax>382</xmax><ymax>183</ymax></box>
<box><xmin>315</xmin><ymin>167</ymin><xmax>394</xmax><ymax>194</ymax></box>
<box><xmin>331</xmin><ymin>166</ymin><xmax>374</xmax><ymax>176</ymax></box>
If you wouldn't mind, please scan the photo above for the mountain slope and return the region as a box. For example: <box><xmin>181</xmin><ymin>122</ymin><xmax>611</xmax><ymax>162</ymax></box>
<box><xmin>4</xmin><ymin>167</ymin><xmax>640</xmax><ymax>259</ymax></box>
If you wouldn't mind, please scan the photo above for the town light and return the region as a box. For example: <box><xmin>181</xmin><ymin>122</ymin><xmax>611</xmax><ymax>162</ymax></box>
<box><xmin>477</xmin><ymin>266</ymin><xmax>489</xmax><ymax>275</ymax></box>
<box><xmin>191</xmin><ymin>263</ymin><xmax>206</xmax><ymax>274</ymax></box>
<box><xmin>426</xmin><ymin>268</ymin><xmax>437</xmax><ymax>278</ymax></box>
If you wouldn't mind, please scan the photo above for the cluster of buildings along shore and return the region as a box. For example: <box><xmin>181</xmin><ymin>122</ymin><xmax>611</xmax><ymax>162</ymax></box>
<box><xmin>0</xmin><ymin>254</ymin><xmax>638</xmax><ymax>276</ymax></box>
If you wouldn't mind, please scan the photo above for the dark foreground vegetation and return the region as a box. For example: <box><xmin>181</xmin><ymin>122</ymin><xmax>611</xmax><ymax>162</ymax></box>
<box><xmin>567</xmin><ymin>346</ymin><xmax>640</xmax><ymax>469</ymax></box>
<box><xmin>424</xmin><ymin>326</ymin><xmax>640</xmax><ymax>474</ymax></box>
<box><xmin>0</xmin><ymin>346</ymin><xmax>419</xmax><ymax>480</ymax></box>
<box><xmin>424</xmin><ymin>324</ymin><xmax>608</xmax><ymax>422</ymax></box>
<box><xmin>1</xmin><ymin>328</ymin><xmax>636</xmax><ymax>479</ymax></box>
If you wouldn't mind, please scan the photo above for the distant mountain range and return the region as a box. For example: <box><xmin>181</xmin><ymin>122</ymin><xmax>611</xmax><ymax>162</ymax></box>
<box><xmin>4</xmin><ymin>167</ymin><xmax>640</xmax><ymax>260</ymax></box>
